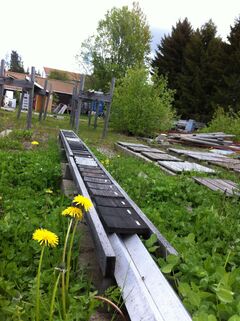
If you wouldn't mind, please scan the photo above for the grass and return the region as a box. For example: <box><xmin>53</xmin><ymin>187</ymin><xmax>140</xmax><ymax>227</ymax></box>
<box><xmin>1</xmin><ymin>108</ymin><xmax>240</xmax><ymax>321</ymax></box>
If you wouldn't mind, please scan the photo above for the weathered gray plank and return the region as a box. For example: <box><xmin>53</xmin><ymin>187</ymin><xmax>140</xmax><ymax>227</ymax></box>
<box><xmin>141</xmin><ymin>152</ymin><xmax>181</xmax><ymax>161</ymax></box>
<box><xmin>117</xmin><ymin>141</ymin><xmax>147</xmax><ymax>148</ymax></box>
<box><xmin>110</xmin><ymin>233</ymin><xmax>192</xmax><ymax>321</ymax></box>
<box><xmin>158</xmin><ymin>161</ymin><xmax>215</xmax><ymax>173</ymax></box>
<box><xmin>193</xmin><ymin>177</ymin><xmax>239</xmax><ymax>196</ymax></box>
<box><xmin>75</xmin><ymin>157</ymin><xmax>98</xmax><ymax>167</ymax></box>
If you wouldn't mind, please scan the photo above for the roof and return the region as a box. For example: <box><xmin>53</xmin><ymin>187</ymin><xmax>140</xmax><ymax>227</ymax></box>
<box><xmin>5</xmin><ymin>71</ymin><xmax>75</xmax><ymax>95</ymax></box>
<box><xmin>43</xmin><ymin>67</ymin><xmax>81</xmax><ymax>82</ymax></box>
<box><xmin>36</xmin><ymin>77</ymin><xmax>74</xmax><ymax>95</ymax></box>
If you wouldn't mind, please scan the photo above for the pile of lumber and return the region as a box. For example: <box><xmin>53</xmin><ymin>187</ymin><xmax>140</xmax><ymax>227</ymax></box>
<box><xmin>167</xmin><ymin>132</ymin><xmax>240</xmax><ymax>151</ymax></box>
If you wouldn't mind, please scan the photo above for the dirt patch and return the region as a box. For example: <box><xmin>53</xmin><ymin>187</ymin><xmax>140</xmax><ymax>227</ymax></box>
<box><xmin>97</xmin><ymin>147</ymin><xmax>116</xmax><ymax>158</ymax></box>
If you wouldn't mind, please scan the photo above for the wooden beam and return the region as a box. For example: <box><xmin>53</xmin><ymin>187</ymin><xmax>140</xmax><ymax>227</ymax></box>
<box><xmin>26</xmin><ymin>67</ymin><xmax>35</xmax><ymax>129</ymax></box>
<box><xmin>0</xmin><ymin>59</ymin><xmax>5</xmax><ymax>107</ymax></box>
<box><xmin>102</xmin><ymin>77</ymin><xmax>115</xmax><ymax>139</ymax></box>
<box><xmin>39</xmin><ymin>79</ymin><xmax>48</xmax><ymax>121</ymax></box>
<box><xmin>109</xmin><ymin>233</ymin><xmax>192</xmax><ymax>321</ymax></box>
<box><xmin>43</xmin><ymin>84</ymin><xmax>52</xmax><ymax>120</ymax></box>
<box><xmin>75</xmin><ymin>75</ymin><xmax>85</xmax><ymax>134</ymax></box>
<box><xmin>0</xmin><ymin>78</ymin><xmax>33</xmax><ymax>89</ymax></box>
<box><xmin>17</xmin><ymin>90</ymin><xmax>25</xmax><ymax>120</ymax></box>
<box><xmin>78</xmin><ymin>92</ymin><xmax>111</xmax><ymax>103</ymax></box>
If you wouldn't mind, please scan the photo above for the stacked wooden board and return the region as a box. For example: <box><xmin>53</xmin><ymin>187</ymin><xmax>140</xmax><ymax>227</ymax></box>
<box><xmin>167</xmin><ymin>132</ymin><xmax>240</xmax><ymax>151</ymax></box>
<box><xmin>116</xmin><ymin>142</ymin><xmax>215</xmax><ymax>174</ymax></box>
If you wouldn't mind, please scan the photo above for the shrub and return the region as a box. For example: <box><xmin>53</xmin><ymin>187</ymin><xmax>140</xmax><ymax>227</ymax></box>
<box><xmin>111</xmin><ymin>67</ymin><xmax>175</xmax><ymax>136</ymax></box>
<box><xmin>203</xmin><ymin>107</ymin><xmax>240</xmax><ymax>140</ymax></box>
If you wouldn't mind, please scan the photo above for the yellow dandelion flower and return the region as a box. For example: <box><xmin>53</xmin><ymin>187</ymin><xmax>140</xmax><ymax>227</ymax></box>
<box><xmin>31</xmin><ymin>141</ymin><xmax>39</xmax><ymax>145</ymax></box>
<box><xmin>45</xmin><ymin>188</ymin><xmax>53</xmax><ymax>194</ymax></box>
<box><xmin>62</xmin><ymin>206</ymin><xmax>83</xmax><ymax>220</ymax></box>
<box><xmin>73</xmin><ymin>195</ymin><xmax>93</xmax><ymax>212</ymax></box>
<box><xmin>32</xmin><ymin>228</ymin><xmax>59</xmax><ymax>247</ymax></box>
<box><xmin>105</xmin><ymin>159</ymin><xmax>110</xmax><ymax>165</ymax></box>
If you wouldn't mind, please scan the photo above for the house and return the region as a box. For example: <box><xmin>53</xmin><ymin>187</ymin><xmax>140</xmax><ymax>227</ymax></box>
<box><xmin>3</xmin><ymin>67</ymin><xmax>83</xmax><ymax>112</ymax></box>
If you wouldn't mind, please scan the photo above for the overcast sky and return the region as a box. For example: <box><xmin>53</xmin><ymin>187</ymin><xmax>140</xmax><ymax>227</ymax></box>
<box><xmin>1</xmin><ymin>0</ymin><xmax>239</xmax><ymax>74</ymax></box>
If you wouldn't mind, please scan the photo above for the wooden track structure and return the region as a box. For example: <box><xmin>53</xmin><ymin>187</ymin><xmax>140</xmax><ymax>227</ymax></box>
<box><xmin>59</xmin><ymin>130</ymin><xmax>192</xmax><ymax>321</ymax></box>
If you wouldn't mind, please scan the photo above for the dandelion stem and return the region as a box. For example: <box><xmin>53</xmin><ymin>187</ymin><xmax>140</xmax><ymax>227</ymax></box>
<box><xmin>62</xmin><ymin>219</ymin><xmax>73</xmax><ymax>263</ymax></box>
<box><xmin>62</xmin><ymin>218</ymin><xmax>73</xmax><ymax>319</ymax></box>
<box><xmin>66</xmin><ymin>219</ymin><xmax>78</xmax><ymax>293</ymax></box>
<box><xmin>49</xmin><ymin>272</ymin><xmax>61</xmax><ymax>321</ymax></box>
<box><xmin>36</xmin><ymin>246</ymin><xmax>45</xmax><ymax>321</ymax></box>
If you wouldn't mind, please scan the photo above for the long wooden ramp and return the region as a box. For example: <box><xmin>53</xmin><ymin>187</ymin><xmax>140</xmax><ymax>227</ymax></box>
<box><xmin>59</xmin><ymin>130</ymin><xmax>192</xmax><ymax>321</ymax></box>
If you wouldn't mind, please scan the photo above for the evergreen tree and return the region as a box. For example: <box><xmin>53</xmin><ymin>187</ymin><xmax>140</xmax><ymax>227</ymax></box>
<box><xmin>217</xmin><ymin>17</ymin><xmax>240</xmax><ymax>112</ymax></box>
<box><xmin>151</xmin><ymin>18</ymin><xmax>193</xmax><ymax>95</ymax></box>
<box><xmin>9</xmin><ymin>50</ymin><xmax>25</xmax><ymax>73</ymax></box>
<box><xmin>178</xmin><ymin>20</ymin><xmax>224</xmax><ymax>121</ymax></box>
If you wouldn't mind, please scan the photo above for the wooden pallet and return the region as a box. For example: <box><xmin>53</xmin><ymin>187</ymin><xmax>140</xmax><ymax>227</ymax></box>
<box><xmin>193</xmin><ymin>177</ymin><xmax>240</xmax><ymax>196</ymax></box>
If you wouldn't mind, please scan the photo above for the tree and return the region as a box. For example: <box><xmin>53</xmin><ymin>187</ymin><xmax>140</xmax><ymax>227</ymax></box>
<box><xmin>48</xmin><ymin>70</ymin><xmax>69</xmax><ymax>81</ymax></box>
<box><xmin>78</xmin><ymin>2</ymin><xmax>151</xmax><ymax>90</ymax></box>
<box><xmin>216</xmin><ymin>16</ymin><xmax>240</xmax><ymax>112</ymax></box>
<box><xmin>111</xmin><ymin>67</ymin><xmax>175</xmax><ymax>136</ymax></box>
<box><xmin>152</xmin><ymin>18</ymin><xmax>193</xmax><ymax>94</ymax></box>
<box><xmin>178</xmin><ymin>20</ymin><xmax>224</xmax><ymax>121</ymax></box>
<box><xmin>9</xmin><ymin>50</ymin><xmax>25</xmax><ymax>73</ymax></box>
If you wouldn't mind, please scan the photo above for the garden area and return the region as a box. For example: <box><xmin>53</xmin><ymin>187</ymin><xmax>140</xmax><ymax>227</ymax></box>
<box><xmin>0</xmin><ymin>108</ymin><xmax>239</xmax><ymax>321</ymax></box>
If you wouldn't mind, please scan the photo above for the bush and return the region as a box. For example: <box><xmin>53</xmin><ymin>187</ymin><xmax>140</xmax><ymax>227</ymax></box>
<box><xmin>203</xmin><ymin>107</ymin><xmax>240</xmax><ymax>140</ymax></box>
<box><xmin>111</xmin><ymin>67</ymin><xmax>175</xmax><ymax>136</ymax></box>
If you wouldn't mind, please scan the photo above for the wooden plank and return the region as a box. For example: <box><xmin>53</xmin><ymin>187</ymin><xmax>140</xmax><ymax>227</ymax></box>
<box><xmin>193</xmin><ymin>177</ymin><xmax>239</xmax><ymax>196</ymax></box>
<box><xmin>75</xmin><ymin>157</ymin><xmax>98</xmax><ymax>167</ymax></box>
<box><xmin>141</xmin><ymin>152</ymin><xmax>181</xmax><ymax>161</ymax></box>
<box><xmin>86</xmin><ymin>182</ymin><xmax>118</xmax><ymax>191</ymax></box>
<box><xmin>81</xmin><ymin>172</ymin><xmax>108</xmax><ymax>179</ymax></box>
<box><xmin>158</xmin><ymin>161</ymin><xmax>215</xmax><ymax>173</ymax></box>
<box><xmin>117</xmin><ymin>141</ymin><xmax>147</xmax><ymax>148</ymax></box>
<box><xmin>83</xmin><ymin>177</ymin><xmax>112</xmax><ymax>184</ymax></box>
<box><xmin>124</xmin><ymin>234</ymin><xmax>192</xmax><ymax>321</ymax></box>
<box><xmin>79</xmin><ymin>168</ymin><xmax>104</xmax><ymax>174</ymax></box>
<box><xmin>0</xmin><ymin>78</ymin><xmax>33</xmax><ymax>89</ymax></box>
<box><xmin>128</xmin><ymin>146</ymin><xmax>152</xmax><ymax>152</ymax></box>
<box><xmin>89</xmin><ymin>188</ymin><xmax>123</xmax><ymax>198</ymax></box>
<box><xmin>97</xmin><ymin>207</ymin><xmax>149</xmax><ymax>235</ymax></box>
<box><xmin>67</xmin><ymin>156</ymin><xmax>115</xmax><ymax>276</ymax></box>
<box><xmin>93</xmin><ymin>196</ymin><xmax>131</xmax><ymax>208</ymax></box>
<box><xmin>109</xmin><ymin>234</ymin><xmax>192</xmax><ymax>321</ymax></box>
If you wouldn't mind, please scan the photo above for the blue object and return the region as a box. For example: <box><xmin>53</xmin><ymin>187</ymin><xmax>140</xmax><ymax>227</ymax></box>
<box><xmin>185</xmin><ymin>119</ymin><xmax>196</xmax><ymax>133</ymax></box>
<box><xmin>92</xmin><ymin>101</ymin><xmax>104</xmax><ymax>116</ymax></box>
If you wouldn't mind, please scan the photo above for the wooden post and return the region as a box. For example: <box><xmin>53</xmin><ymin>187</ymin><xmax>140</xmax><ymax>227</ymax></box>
<box><xmin>17</xmin><ymin>89</ymin><xmax>25</xmax><ymax>119</ymax></box>
<box><xmin>102</xmin><ymin>78</ymin><xmax>115</xmax><ymax>139</ymax></box>
<box><xmin>75</xmin><ymin>75</ymin><xmax>85</xmax><ymax>133</ymax></box>
<box><xmin>93</xmin><ymin>101</ymin><xmax>99</xmax><ymax>129</ymax></box>
<box><xmin>26</xmin><ymin>67</ymin><xmax>35</xmax><ymax>129</ymax></box>
<box><xmin>88</xmin><ymin>102</ymin><xmax>93</xmax><ymax>127</ymax></box>
<box><xmin>0</xmin><ymin>59</ymin><xmax>5</xmax><ymax>107</ymax></box>
<box><xmin>43</xmin><ymin>83</ymin><xmax>52</xmax><ymax>120</ymax></box>
<box><xmin>70</xmin><ymin>86</ymin><xmax>77</xmax><ymax>128</ymax></box>
<box><xmin>39</xmin><ymin>79</ymin><xmax>48</xmax><ymax>121</ymax></box>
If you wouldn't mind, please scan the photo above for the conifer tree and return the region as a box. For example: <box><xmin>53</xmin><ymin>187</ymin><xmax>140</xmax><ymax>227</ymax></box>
<box><xmin>217</xmin><ymin>17</ymin><xmax>240</xmax><ymax>112</ymax></box>
<box><xmin>9</xmin><ymin>50</ymin><xmax>25</xmax><ymax>73</ymax></box>
<box><xmin>178</xmin><ymin>20</ymin><xmax>224</xmax><ymax>121</ymax></box>
<box><xmin>151</xmin><ymin>18</ymin><xmax>193</xmax><ymax>95</ymax></box>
